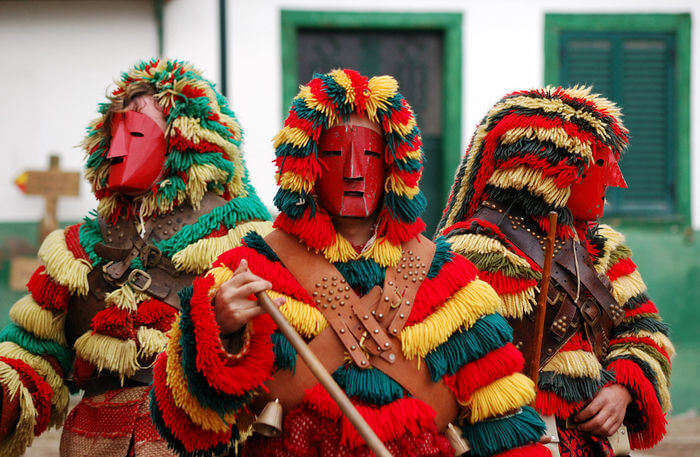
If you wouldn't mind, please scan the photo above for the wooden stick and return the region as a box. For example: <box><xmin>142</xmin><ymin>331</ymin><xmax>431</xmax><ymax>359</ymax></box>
<box><xmin>256</xmin><ymin>291</ymin><xmax>393</xmax><ymax>457</ymax></box>
<box><xmin>529</xmin><ymin>211</ymin><xmax>558</xmax><ymax>385</ymax></box>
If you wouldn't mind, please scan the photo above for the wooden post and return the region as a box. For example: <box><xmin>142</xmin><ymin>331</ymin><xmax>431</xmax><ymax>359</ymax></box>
<box><xmin>530</xmin><ymin>211</ymin><xmax>558</xmax><ymax>385</ymax></box>
<box><xmin>256</xmin><ymin>291</ymin><xmax>393</xmax><ymax>457</ymax></box>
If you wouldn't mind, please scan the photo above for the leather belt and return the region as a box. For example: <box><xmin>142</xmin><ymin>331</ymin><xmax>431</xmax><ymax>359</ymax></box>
<box><xmin>262</xmin><ymin>230</ymin><xmax>459</xmax><ymax>431</ymax></box>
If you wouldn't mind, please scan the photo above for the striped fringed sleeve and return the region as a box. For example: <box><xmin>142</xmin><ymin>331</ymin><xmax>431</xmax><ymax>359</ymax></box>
<box><xmin>0</xmin><ymin>225</ymin><xmax>82</xmax><ymax>456</ymax></box>
<box><xmin>150</xmin><ymin>233</ymin><xmax>286</xmax><ymax>457</ymax></box>
<box><xmin>592</xmin><ymin>225</ymin><xmax>674</xmax><ymax>449</ymax></box>
<box><xmin>404</xmin><ymin>236</ymin><xmax>547</xmax><ymax>457</ymax></box>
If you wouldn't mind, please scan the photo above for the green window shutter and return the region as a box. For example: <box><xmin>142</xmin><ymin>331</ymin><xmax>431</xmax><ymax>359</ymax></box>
<box><xmin>560</xmin><ymin>32</ymin><xmax>676</xmax><ymax>218</ymax></box>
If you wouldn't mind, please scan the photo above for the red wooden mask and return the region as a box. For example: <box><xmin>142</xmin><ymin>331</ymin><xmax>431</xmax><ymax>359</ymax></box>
<box><xmin>316</xmin><ymin>124</ymin><xmax>386</xmax><ymax>217</ymax></box>
<box><xmin>106</xmin><ymin>111</ymin><xmax>166</xmax><ymax>195</ymax></box>
<box><xmin>567</xmin><ymin>147</ymin><xmax>627</xmax><ymax>221</ymax></box>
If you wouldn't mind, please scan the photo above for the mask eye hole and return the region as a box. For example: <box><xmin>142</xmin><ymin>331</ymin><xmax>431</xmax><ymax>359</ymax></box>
<box><xmin>596</xmin><ymin>158</ymin><xmax>605</xmax><ymax>167</ymax></box>
<box><xmin>130</xmin><ymin>131</ymin><xmax>145</xmax><ymax>137</ymax></box>
<box><xmin>364</xmin><ymin>150</ymin><xmax>380</xmax><ymax>158</ymax></box>
<box><xmin>321</xmin><ymin>150</ymin><xmax>341</xmax><ymax>156</ymax></box>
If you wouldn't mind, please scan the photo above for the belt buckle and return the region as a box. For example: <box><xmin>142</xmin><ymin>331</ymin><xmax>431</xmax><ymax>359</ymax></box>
<box><xmin>128</xmin><ymin>269</ymin><xmax>152</xmax><ymax>292</ymax></box>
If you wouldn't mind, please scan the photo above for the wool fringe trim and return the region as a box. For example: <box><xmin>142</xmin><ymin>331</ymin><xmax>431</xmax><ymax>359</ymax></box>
<box><xmin>207</xmin><ymin>266</ymin><xmax>235</xmax><ymax>296</ymax></box>
<box><xmin>488</xmin><ymin>166</ymin><xmax>570</xmax><ymax>207</ymax></box>
<box><xmin>361</xmin><ymin>236</ymin><xmax>404</xmax><ymax>268</ymax></box>
<box><xmin>0</xmin><ymin>361</ymin><xmax>37</xmax><ymax>457</ymax></box>
<box><xmin>37</xmin><ymin>229</ymin><xmax>91</xmax><ymax>295</ymax></box>
<box><xmin>594</xmin><ymin>224</ymin><xmax>628</xmax><ymax>273</ymax></box>
<box><xmin>0</xmin><ymin>342</ymin><xmax>69</xmax><ymax>420</ymax></box>
<box><xmin>269</xmin><ymin>290</ymin><xmax>328</xmax><ymax>338</ymax></box>
<box><xmin>104</xmin><ymin>284</ymin><xmax>148</xmax><ymax>312</ymax></box>
<box><xmin>447</xmin><ymin>233</ymin><xmax>533</xmax><ymax>270</ymax></box>
<box><xmin>467</xmin><ymin>372</ymin><xmax>535</xmax><ymax>423</ymax></box>
<box><xmin>137</xmin><ymin>326</ymin><xmax>169</xmax><ymax>359</ymax></box>
<box><xmin>499</xmin><ymin>288</ymin><xmax>536</xmax><ymax>320</ymax></box>
<box><xmin>606</xmin><ymin>346</ymin><xmax>671</xmax><ymax>411</ymax></box>
<box><xmin>611</xmin><ymin>270</ymin><xmax>647</xmax><ymax>308</ymax></box>
<box><xmin>74</xmin><ymin>332</ymin><xmax>139</xmax><ymax>377</ymax></box>
<box><xmin>621</xmin><ymin>330</ymin><xmax>675</xmax><ymax>359</ymax></box>
<box><xmin>542</xmin><ymin>350</ymin><xmax>604</xmax><ymax>379</ymax></box>
<box><xmin>9</xmin><ymin>295</ymin><xmax>67</xmax><ymax>346</ymax></box>
<box><xmin>172</xmin><ymin>220</ymin><xmax>273</xmax><ymax>273</ymax></box>
<box><xmin>400</xmin><ymin>279</ymin><xmax>500</xmax><ymax>360</ymax></box>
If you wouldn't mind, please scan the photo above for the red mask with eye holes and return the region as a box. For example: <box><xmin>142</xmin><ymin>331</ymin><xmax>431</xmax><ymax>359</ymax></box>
<box><xmin>106</xmin><ymin>111</ymin><xmax>167</xmax><ymax>195</ymax></box>
<box><xmin>316</xmin><ymin>124</ymin><xmax>387</xmax><ymax>217</ymax></box>
<box><xmin>567</xmin><ymin>147</ymin><xmax>627</xmax><ymax>221</ymax></box>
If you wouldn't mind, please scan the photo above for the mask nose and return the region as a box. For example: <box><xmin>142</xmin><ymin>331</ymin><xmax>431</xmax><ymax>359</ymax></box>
<box><xmin>344</xmin><ymin>136</ymin><xmax>363</xmax><ymax>180</ymax></box>
<box><xmin>107</xmin><ymin>121</ymin><xmax>129</xmax><ymax>159</ymax></box>
<box><xmin>607</xmin><ymin>160</ymin><xmax>628</xmax><ymax>189</ymax></box>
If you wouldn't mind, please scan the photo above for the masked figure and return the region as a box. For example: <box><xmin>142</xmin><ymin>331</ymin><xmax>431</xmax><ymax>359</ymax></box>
<box><xmin>0</xmin><ymin>59</ymin><xmax>271</xmax><ymax>456</ymax></box>
<box><xmin>150</xmin><ymin>69</ymin><xmax>550</xmax><ymax>457</ymax></box>
<box><xmin>438</xmin><ymin>87</ymin><xmax>673</xmax><ymax>457</ymax></box>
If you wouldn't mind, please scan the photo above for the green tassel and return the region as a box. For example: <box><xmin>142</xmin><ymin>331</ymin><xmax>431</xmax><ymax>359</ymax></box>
<box><xmin>271</xmin><ymin>331</ymin><xmax>296</xmax><ymax>372</ymax></box>
<box><xmin>460</xmin><ymin>406</ymin><xmax>546</xmax><ymax>457</ymax></box>
<box><xmin>428</xmin><ymin>236</ymin><xmax>454</xmax><ymax>278</ymax></box>
<box><xmin>334</xmin><ymin>259</ymin><xmax>384</xmax><ymax>296</ymax></box>
<box><xmin>332</xmin><ymin>365</ymin><xmax>404</xmax><ymax>405</ymax></box>
<box><xmin>0</xmin><ymin>323</ymin><xmax>74</xmax><ymax>375</ymax></box>
<box><xmin>538</xmin><ymin>370</ymin><xmax>614</xmax><ymax>403</ymax></box>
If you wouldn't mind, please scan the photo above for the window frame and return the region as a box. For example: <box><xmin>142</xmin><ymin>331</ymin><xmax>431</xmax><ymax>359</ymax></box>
<box><xmin>544</xmin><ymin>13</ymin><xmax>691</xmax><ymax>226</ymax></box>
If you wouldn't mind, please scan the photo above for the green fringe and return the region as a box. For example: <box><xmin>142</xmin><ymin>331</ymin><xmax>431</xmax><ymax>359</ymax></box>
<box><xmin>242</xmin><ymin>231</ymin><xmax>280</xmax><ymax>262</ymax></box>
<box><xmin>428</xmin><ymin>236</ymin><xmax>454</xmax><ymax>279</ymax></box>
<box><xmin>271</xmin><ymin>331</ymin><xmax>296</xmax><ymax>372</ymax></box>
<box><xmin>78</xmin><ymin>214</ymin><xmax>104</xmax><ymax>265</ymax></box>
<box><xmin>334</xmin><ymin>258</ymin><xmax>384</xmax><ymax>296</ymax></box>
<box><xmin>613</xmin><ymin>315</ymin><xmax>669</xmax><ymax>337</ymax></box>
<box><xmin>460</xmin><ymin>406</ymin><xmax>546</xmax><ymax>457</ymax></box>
<box><xmin>609</xmin><ymin>340</ymin><xmax>671</xmax><ymax>379</ymax></box>
<box><xmin>332</xmin><ymin>365</ymin><xmax>404</xmax><ymax>406</ymax></box>
<box><xmin>0</xmin><ymin>323</ymin><xmax>74</xmax><ymax>375</ymax></box>
<box><xmin>462</xmin><ymin>251</ymin><xmax>540</xmax><ymax>280</ymax></box>
<box><xmin>608</xmin><ymin>243</ymin><xmax>633</xmax><ymax>269</ymax></box>
<box><xmin>425</xmin><ymin>313</ymin><xmax>512</xmax><ymax>381</ymax></box>
<box><xmin>538</xmin><ymin>370</ymin><xmax>614</xmax><ymax>403</ymax></box>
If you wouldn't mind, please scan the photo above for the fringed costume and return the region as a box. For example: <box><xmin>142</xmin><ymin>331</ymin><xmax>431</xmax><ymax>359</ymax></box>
<box><xmin>0</xmin><ymin>59</ymin><xmax>271</xmax><ymax>456</ymax></box>
<box><xmin>438</xmin><ymin>87</ymin><xmax>673</xmax><ymax>456</ymax></box>
<box><xmin>151</xmin><ymin>69</ymin><xmax>548</xmax><ymax>457</ymax></box>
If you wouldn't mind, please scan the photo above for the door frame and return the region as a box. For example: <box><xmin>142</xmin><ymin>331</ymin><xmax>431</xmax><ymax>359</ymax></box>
<box><xmin>280</xmin><ymin>10</ymin><xmax>463</xmax><ymax>196</ymax></box>
<box><xmin>544</xmin><ymin>13</ymin><xmax>691</xmax><ymax>226</ymax></box>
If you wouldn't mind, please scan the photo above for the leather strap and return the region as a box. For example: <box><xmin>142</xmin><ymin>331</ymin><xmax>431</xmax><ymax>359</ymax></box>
<box><xmin>262</xmin><ymin>230</ymin><xmax>458</xmax><ymax>431</ymax></box>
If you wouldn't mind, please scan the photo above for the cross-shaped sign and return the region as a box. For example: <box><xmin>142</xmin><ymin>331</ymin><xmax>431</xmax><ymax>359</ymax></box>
<box><xmin>15</xmin><ymin>154</ymin><xmax>80</xmax><ymax>242</ymax></box>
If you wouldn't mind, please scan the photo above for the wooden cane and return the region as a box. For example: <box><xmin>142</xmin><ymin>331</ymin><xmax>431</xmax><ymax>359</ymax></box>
<box><xmin>529</xmin><ymin>211</ymin><xmax>558</xmax><ymax>385</ymax></box>
<box><xmin>256</xmin><ymin>291</ymin><xmax>393</xmax><ymax>457</ymax></box>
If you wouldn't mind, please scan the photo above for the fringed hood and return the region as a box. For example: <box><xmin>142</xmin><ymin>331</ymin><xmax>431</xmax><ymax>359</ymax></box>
<box><xmin>83</xmin><ymin>58</ymin><xmax>250</xmax><ymax>221</ymax></box>
<box><xmin>438</xmin><ymin>86</ymin><xmax>628</xmax><ymax>235</ymax></box>
<box><xmin>272</xmin><ymin>69</ymin><xmax>426</xmax><ymax>267</ymax></box>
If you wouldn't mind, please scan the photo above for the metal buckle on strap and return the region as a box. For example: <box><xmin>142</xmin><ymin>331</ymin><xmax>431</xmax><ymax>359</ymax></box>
<box><xmin>140</xmin><ymin>244</ymin><xmax>162</xmax><ymax>268</ymax></box>
<box><xmin>128</xmin><ymin>269</ymin><xmax>152</xmax><ymax>292</ymax></box>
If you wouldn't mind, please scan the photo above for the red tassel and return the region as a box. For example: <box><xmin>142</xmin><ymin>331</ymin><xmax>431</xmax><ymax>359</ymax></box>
<box><xmin>64</xmin><ymin>224</ymin><xmax>89</xmax><ymax>260</ymax></box>
<box><xmin>606</xmin><ymin>258</ymin><xmax>637</xmax><ymax>282</ymax></box>
<box><xmin>0</xmin><ymin>356</ymin><xmax>53</xmax><ymax>435</ymax></box>
<box><xmin>135</xmin><ymin>298</ymin><xmax>178</xmax><ymax>332</ymax></box>
<box><xmin>91</xmin><ymin>306</ymin><xmax>135</xmax><ymax>340</ymax></box>
<box><xmin>534</xmin><ymin>389</ymin><xmax>583</xmax><ymax>418</ymax></box>
<box><xmin>26</xmin><ymin>266</ymin><xmax>70</xmax><ymax>312</ymax></box>
<box><xmin>273</xmin><ymin>210</ymin><xmax>336</xmax><ymax>251</ymax></box>
<box><xmin>479</xmin><ymin>270</ymin><xmax>537</xmax><ymax>295</ymax></box>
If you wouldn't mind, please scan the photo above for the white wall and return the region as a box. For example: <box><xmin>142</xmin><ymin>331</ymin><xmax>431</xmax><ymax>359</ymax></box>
<box><xmin>228</xmin><ymin>0</ymin><xmax>699</xmax><ymax>227</ymax></box>
<box><xmin>0</xmin><ymin>0</ymin><xmax>157</xmax><ymax>221</ymax></box>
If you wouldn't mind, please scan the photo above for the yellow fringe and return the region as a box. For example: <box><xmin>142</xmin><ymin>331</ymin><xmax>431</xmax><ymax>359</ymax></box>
<box><xmin>500</xmin><ymin>126</ymin><xmax>593</xmax><ymax>164</ymax></box>
<box><xmin>0</xmin><ymin>342</ymin><xmax>69</xmax><ymax>417</ymax></box>
<box><xmin>499</xmin><ymin>287</ymin><xmax>537</xmax><ymax>319</ymax></box>
<box><xmin>279</xmin><ymin>171</ymin><xmax>314</xmax><ymax>194</ymax></box>
<box><xmin>618</xmin><ymin>329</ymin><xmax>676</xmax><ymax>359</ymax></box>
<box><xmin>400</xmin><ymin>279</ymin><xmax>501</xmax><ymax>360</ymax></box>
<box><xmin>330</xmin><ymin>69</ymin><xmax>355</xmax><ymax>106</ymax></box>
<box><xmin>323</xmin><ymin>233</ymin><xmax>358</xmax><ymax>263</ymax></box>
<box><xmin>186</xmin><ymin>163</ymin><xmax>232</xmax><ymax>209</ymax></box>
<box><xmin>9</xmin><ymin>295</ymin><xmax>67</xmax><ymax>346</ymax></box>
<box><xmin>165</xmin><ymin>319</ymin><xmax>233</xmax><ymax>432</ymax></box>
<box><xmin>361</xmin><ymin>237</ymin><xmax>403</xmax><ymax>268</ymax></box>
<box><xmin>0</xmin><ymin>361</ymin><xmax>37</xmax><ymax>457</ymax></box>
<box><xmin>542</xmin><ymin>350</ymin><xmax>603</xmax><ymax>379</ymax></box>
<box><xmin>611</xmin><ymin>270</ymin><xmax>646</xmax><ymax>307</ymax></box>
<box><xmin>447</xmin><ymin>233</ymin><xmax>533</xmax><ymax>270</ymax></box>
<box><xmin>386</xmin><ymin>174</ymin><xmax>421</xmax><ymax>198</ymax></box>
<box><xmin>37</xmin><ymin>229</ymin><xmax>91</xmax><ymax>295</ymax></box>
<box><xmin>297</xmin><ymin>86</ymin><xmax>339</xmax><ymax>127</ymax></box>
<box><xmin>172</xmin><ymin>220</ymin><xmax>273</xmax><ymax>273</ymax></box>
<box><xmin>606</xmin><ymin>346</ymin><xmax>672</xmax><ymax>411</ymax></box>
<box><xmin>74</xmin><ymin>332</ymin><xmax>139</xmax><ymax>378</ymax></box>
<box><xmin>269</xmin><ymin>290</ymin><xmax>327</xmax><ymax>338</ymax></box>
<box><xmin>593</xmin><ymin>224</ymin><xmax>627</xmax><ymax>274</ymax></box>
<box><xmin>489</xmin><ymin>166</ymin><xmax>570</xmax><ymax>207</ymax></box>
<box><xmin>104</xmin><ymin>284</ymin><xmax>148</xmax><ymax>312</ymax></box>
<box><xmin>467</xmin><ymin>372</ymin><xmax>536</xmax><ymax>423</ymax></box>
<box><xmin>207</xmin><ymin>266</ymin><xmax>235</xmax><ymax>297</ymax></box>
<box><xmin>365</xmin><ymin>75</ymin><xmax>398</xmax><ymax>122</ymax></box>
<box><xmin>137</xmin><ymin>326</ymin><xmax>169</xmax><ymax>359</ymax></box>
<box><xmin>275</xmin><ymin>126</ymin><xmax>312</xmax><ymax>149</ymax></box>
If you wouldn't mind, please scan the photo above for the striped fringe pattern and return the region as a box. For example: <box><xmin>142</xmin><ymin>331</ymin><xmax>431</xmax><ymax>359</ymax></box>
<box><xmin>272</xmin><ymin>69</ymin><xmax>426</xmax><ymax>267</ymax></box>
<box><xmin>82</xmin><ymin>58</ymin><xmax>252</xmax><ymax>221</ymax></box>
<box><xmin>438</xmin><ymin>86</ymin><xmax>628</xmax><ymax>233</ymax></box>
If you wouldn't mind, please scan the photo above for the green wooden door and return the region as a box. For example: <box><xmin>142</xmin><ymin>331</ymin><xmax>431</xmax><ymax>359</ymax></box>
<box><xmin>560</xmin><ymin>32</ymin><xmax>677</xmax><ymax>218</ymax></box>
<box><xmin>296</xmin><ymin>29</ymin><xmax>445</xmax><ymax>235</ymax></box>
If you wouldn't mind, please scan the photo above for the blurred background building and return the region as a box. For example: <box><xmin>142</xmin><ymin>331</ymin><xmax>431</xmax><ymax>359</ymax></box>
<box><xmin>0</xmin><ymin>0</ymin><xmax>697</xmax><ymax>427</ymax></box>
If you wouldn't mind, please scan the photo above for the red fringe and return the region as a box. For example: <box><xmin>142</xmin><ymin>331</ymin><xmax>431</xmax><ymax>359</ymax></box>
<box><xmin>205</xmin><ymin>222</ymin><xmax>230</xmax><ymax>239</ymax></box>
<box><xmin>498</xmin><ymin>155</ymin><xmax>579</xmax><ymax>189</ymax></box>
<box><xmin>309</xmin><ymin>78</ymin><xmax>339</xmax><ymax>116</ymax></box>
<box><xmin>135</xmin><ymin>298</ymin><xmax>178</xmax><ymax>333</ymax></box>
<box><xmin>378</xmin><ymin>210</ymin><xmax>425</xmax><ymax>245</ymax></box>
<box><xmin>0</xmin><ymin>356</ymin><xmax>53</xmax><ymax>435</ymax></box>
<box><xmin>151</xmin><ymin>354</ymin><xmax>231</xmax><ymax>452</ymax></box>
<box><xmin>91</xmin><ymin>307</ymin><xmax>135</xmax><ymax>340</ymax></box>
<box><xmin>284</xmin><ymin>111</ymin><xmax>322</xmax><ymax>141</ymax></box>
<box><xmin>479</xmin><ymin>270</ymin><xmax>537</xmax><ymax>295</ymax></box>
<box><xmin>303</xmin><ymin>383</ymin><xmax>437</xmax><ymax>449</ymax></box>
<box><xmin>169</xmin><ymin>128</ymin><xmax>225</xmax><ymax>155</ymax></box>
<box><xmin>72</xmin><ymin>357</ymin><xmax>96</xmax><ymax>384</ymax></box>
<box><xmin>560</xmin><ymin>333</ymin><xmax>592</xmax><ymax>352</ymax></box>
<box><xmin>388</xmin><ymin>134</ymin><xmax>422</xmax><ymax>163</ymax></box>
<box><xmin>276</xmin><ymin>155</ymin><xmax>324</xmax><ymax>182</ymax></box>
<box><xmin>606</xmin><ymin>358</ymin><xmax>666</xmax><ymax>449</ymax></box>
<box><xmin>407</xmin><ymin>254</ymin><xmax>477</xmax><ymax>326</ymax></box>
<box><xmin>443</xmin><ymin>343</ymin><xmax>524</xmax><ymax>403</ymax></box>
<box><xmin>493</xmin><ymin>443</ymin><xmax>552</xmax><ymax>457</ymax></box>
<box><xmin>533</xmin><ymin>390</ymin><xmax>583</xmax><ymax>419</ymax></box>
<box><xmin>606</xmin><ymin>258</ymin><xmax>636</xmax><ymax>282</ymax></box>
<box><xmin>189</xmin><ymin>274</ymin><xmax>276</xmax><ymax>394</ymax></box>
<box><xmin>64</xmin><ymin>224</ymin><xmax>89</xmax><ymax>260</ymax></box>
<box><xmin>609</xmin><ymin>336</ymin><xmax>670</xmax><ymax>363</ymax></box>
<box><xmin>273</xmin><ymin>210</ymin><xmax>336</xmax><ymax>251</ymax></box>
<box><xmin>621</xmin><ymin>301</ymin><xmax>659</xmax><ymax>318</ymax></box>
<box><xmin>345</xmin><ymin>69</ymin><xmax>370</xmax><ymax>114</ymax></box>
<box><xmin>26</xmin><ymin>266</ymin><xmax>70</xmax><ymax>313</ymax></box>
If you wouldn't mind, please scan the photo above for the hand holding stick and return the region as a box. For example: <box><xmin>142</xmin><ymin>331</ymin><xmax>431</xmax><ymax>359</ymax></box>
<box><xmin>255</xmin><ymin>290</ymin><xmax>393</xmax><ymax>457</ymax></box>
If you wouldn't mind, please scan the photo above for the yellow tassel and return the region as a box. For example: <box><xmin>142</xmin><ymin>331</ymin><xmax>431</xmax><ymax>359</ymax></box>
<box><xmin>400</xmin><ymin>279</ymin><xmax>501</xmax><ymax>360</ymax></box>
<box><xmin>331</xmin><ymin>69</ymin><xmax>355</xmax><ymax>106</ymax></box>
<box><xmin>186</xmin><ymin>163</ymin><xmax>231</xmax><ymax>209</ymax></box>
<box><xmin>37</xmin><ymin>229</ymin><xmax>91</xmax><ymax>295</ymax></box>
<box><xmin>593</xmin><ymin>224</ymin><xmax>627</xmax><ymax>273</ymax></box>
<box><xmin>489</xmin><ymin>166</ymin><xmax>570</xmax><ymax>207</ymax></box>
<box><xmin>365</xmin><ymin>76</ymin><xmax>398</xmax><ymax>121</ymax></box>
<box><xmin>207</xmin><ymin>266</ymin><xmax>235</xmax><ymax>297</ymax></box>
<box><xmin>361</xmin><ymin>237</ymin><xmax>403</xmax><ymax>268</ymax></box>
<box><xmin>447</xmin><ymin>233</ymin><xmax>533</xmax><ymax>270</ymax></box>
<box><xmin>172</xmin><ymin>220</ymin><xmax>273</xmax><ymax>274</ymax></box>
<box><xmin>269</xmin><ymin>291</ymin><xmax>327</xmax><ymax>338</ymax></box>
<box><xmin>619</xmin><ymin>330</ymin><xmax>676</xmax><ymax>359</ymax></box>
<box><xmin>9</xmin><ymin>295</ymin><xmax>67</xmax><ymax>346</ymax></box>
<box><xmin>0</xmin><ymin>342</ymin><xmax>69</xmax><ymax>416</ymax></box>
<box><xmin>275</xmin><ymin>126</ymin><xmax>312</xmax><ymax>149</ymax></box>
<box><xmin>279</xmin><ymin>171</ymin><xmax>314</xmax><ymax>194</ymax></box>
<box><xmin>386</xmin><ymin>174</ymin><xmax>421</xmax><ymax>198</ymax></box>
<box><xmin>542</xmin><ymin>350</ymin><xmax>603</xmax><ymax>379</ymax></box>
<box><xmin>0</xmin><ymin>361</ymin><xmax>37</xmax><ymax>457</ymax></box>
<box><xmin>323</xmin><ymin>234</ymin><xmax>358</xmax><ymax>263</ymax></box>
<box><xmin>137</xmin><ymin>326</ymin><xmax>169</xmax><ymax>359</ymax></box>
<box><xmin>165</xmin><ymin>319</ymin><xmax>233</xmax><ymax>432</ymax></box>
<box><xmin>468</xmin><ymin>372</ymin><xmax>536</xmax><ymax>423</ymax></box>
<box><xmin>499</xmin><ymin>288</ymin><xmax>537</xmax><ymax>319</ymax></box>
<box><xmin>611</xmin><ymin>270</ymin><xmax>646</xmax><ymax>307</ymax></box>
<box><xmin>74</xmin><ymin>332</ymin><xmax>139</xmax><ymax>378</ymax></box>
<box><xmin>500</xmin><ymin>126</ymin><xmax>593</xmax><ymax>164</ymax></box>
<box><xmin>104</xmin><ymin>284</ymin><xmax>147</xmax><ymax>312</ymax></box>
